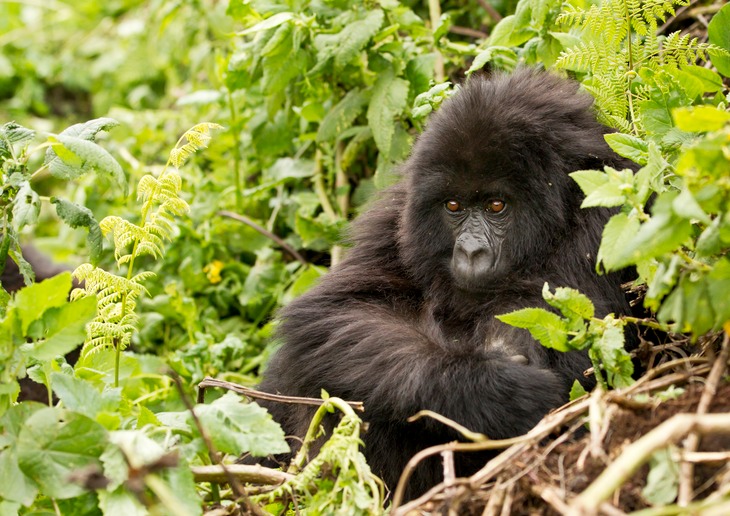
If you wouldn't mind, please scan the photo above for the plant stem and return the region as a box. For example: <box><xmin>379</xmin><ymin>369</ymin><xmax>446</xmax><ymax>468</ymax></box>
<box><xmin>227</xmin><ymin>89</ymin><xmax>243</xmax><ymax>209</ymax></box>
<box><xmin>428</xmin><ymin>0</ymin><xmax>445</xmax><ymax>82</ymax></box>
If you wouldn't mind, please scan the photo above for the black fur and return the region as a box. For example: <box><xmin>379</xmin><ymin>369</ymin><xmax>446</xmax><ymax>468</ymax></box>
<box><xmin>257</xmin><ymin>69</ymin><xmax>633</xmax><ymax>499</ymax></box>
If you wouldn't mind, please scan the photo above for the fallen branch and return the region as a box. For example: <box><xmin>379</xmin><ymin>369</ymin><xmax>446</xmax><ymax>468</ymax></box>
<box><xmin>192</xmin><ymin>464</ymin><xmax>294</xmax><ymax>485</ymax></box>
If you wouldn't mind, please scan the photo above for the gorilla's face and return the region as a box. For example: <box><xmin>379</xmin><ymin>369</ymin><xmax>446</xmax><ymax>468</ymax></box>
<box><xmin>441</xmin><ymin>195</ymin><xmax>512</xmax><ymax>292</ymax></box>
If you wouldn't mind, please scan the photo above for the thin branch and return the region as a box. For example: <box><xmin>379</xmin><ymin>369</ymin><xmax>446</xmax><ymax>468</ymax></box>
<box><xmin>476</xmin><ymin>0</ymin><xmax>503</xmax><ymax>22</ymax></box>
<box><xmin>678</xmin><ymin>332</ymin><xmax>729</xmax><ymax>506</ymax></box>
<box><xmin>197</xmin><ymin>376</ymin><xmax>364</xmax><ymax>412</ymax></box>
<box><xmin>192</xmin><ymin>464</ymin><xmax>294</xmax><ymax>484</ymax></box>
<box><xmin>449</xmin><ymin>25</ymin><xmax>488</xmax><ymax>39</ymax></box>
<box><xmin>217</xmin><ymin>210</ymin><xmax>307</xmax><ymax>265</ymax></box>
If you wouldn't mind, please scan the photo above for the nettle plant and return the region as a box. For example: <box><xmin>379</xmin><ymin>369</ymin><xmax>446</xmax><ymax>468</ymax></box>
<box><xmin>491</xmin><ymin>0</ymin><xmax>730</xmax><ymax>390</ymax></box>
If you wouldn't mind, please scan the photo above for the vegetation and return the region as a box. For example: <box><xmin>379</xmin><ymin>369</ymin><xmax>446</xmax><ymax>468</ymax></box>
<box><xmin>0</xmin><ymin>0</ymin><xmax>729</xmax><ymax>514</ymax></box>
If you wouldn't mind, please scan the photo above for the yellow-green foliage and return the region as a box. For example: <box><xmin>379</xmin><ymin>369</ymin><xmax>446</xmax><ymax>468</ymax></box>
<box><xmin>556</xmin><ymin>0</ymin><xmax>724</xmax><ymax>134</ymax></box>
<box><xmin>72</xmin><ymin>123</ymin><xmax>222</xmax><ymax>363</ymax></box>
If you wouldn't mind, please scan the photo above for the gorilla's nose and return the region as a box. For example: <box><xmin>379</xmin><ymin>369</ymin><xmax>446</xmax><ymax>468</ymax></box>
<box><xmin>452</xmin><ymin>233</ymin><xmax>495</xmax><ymax>279</ymax></box>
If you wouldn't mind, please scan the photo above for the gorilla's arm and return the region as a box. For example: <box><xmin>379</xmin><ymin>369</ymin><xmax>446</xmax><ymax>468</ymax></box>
<box><xmin>261</xmin><ymin>296</ymin><xmax>565</xmax><ymax>440</ymax></box>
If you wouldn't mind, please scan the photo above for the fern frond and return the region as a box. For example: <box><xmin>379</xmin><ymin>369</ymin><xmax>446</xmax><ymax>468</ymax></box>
<box><xmin>168</xmin><ymin>123</ymin><xmax>224</xmax><ymax>168</ymax></box>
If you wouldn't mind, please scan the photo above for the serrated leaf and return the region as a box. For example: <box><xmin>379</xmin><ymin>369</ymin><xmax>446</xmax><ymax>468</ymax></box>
<box><xmin>597</xmin><ymin>213</ymin><xmax>641</xmax><ymax>270</ymax></box>
<box><xmin>570</xmin><ymin>169</ymin><xmax>609</xmax><ymax>196</ymax></box>
<box><xmin>28</xmin><ymin>295</ymin><xmax>97</xmax><ymax>361</ymax></box>
<box><xmin>496</xmin><ymin>308</ymin><xmax>569</xmax><ymax>351</ymax></box>
<box><xmin>315</xmin><ymin>10</ymin><xmax>384</xmax><ymax>70</ymax></box>
<box><xmin>542</xmin><ymin>284</ymin><xmax>595</xmax><ymax>326</ymax></box>
<box><xmin>58</xmin><ymin>117</ymin><xmax>119</xmax><ymax>140</ymax></box>
<box><xmin>12</xmin><ymin>182</ymin><xmax>40</xmax><ymax>230</ymax></box>
<box><xmin>317</xmin><ymin>89</ymin><xmax>368</xmax><ymax>142</ymax></box>
<box><xmin>193</xmin><ymin>392</ymin><xmax>289</xmax><ymax>456</ymax></box>
<box><xmin>50</xmin><ymin>373</ymin><xmax>105</xmax><ymax>419</ymax></box>
<box><xmin>594</xmin><ymin>320</ymin><xmax>632</xmax><ymax>388</ymax></box>
<box><xmin>619</xmin><ymin>212</ymin><xmax>693</xmax><ymax>267</ymax></box>
<box><xmin>46</xmin><ymin>135</ymin><xmax>126</xmax><ymax>193</ymax></box>
<box><xmin>51</xmin><ymin>198</ymin><xmax>103</xmax><ymax>265</ymax></box>
<box><xmin>16</xmin><ymin>407</ymin><xmax>107</xmax><ymax>499</ymax></box>
<box><xmin>0</xmin><ymin>122</ymin><xmax>35</xmax><ymax>151</ymax></box>
<box><xmin>604</xmin><ymin>133</ymin><xmax>649</xmax><ymax>165</ymax></box>
<box><xmin>367</xmin><ymin>71</ymin><xmax>409</xmax><ymax>157</ymax></box>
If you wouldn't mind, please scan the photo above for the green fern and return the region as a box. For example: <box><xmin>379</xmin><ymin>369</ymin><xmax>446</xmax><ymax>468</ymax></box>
<box><xmin>71</xmin><ymin>123</ymin><xmax>222</xmax><ymax>386</ymax></box>
<box><xmin>556</xmin><ymin>0</ymin><xmax>726</xmax><ymax>136</ymax></box>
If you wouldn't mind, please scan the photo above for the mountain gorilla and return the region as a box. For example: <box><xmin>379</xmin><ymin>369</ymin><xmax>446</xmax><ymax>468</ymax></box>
<box><xmin>257</xmin><ymin>69</ymin><xmax>633</xmax><ymax>499</ymax></box>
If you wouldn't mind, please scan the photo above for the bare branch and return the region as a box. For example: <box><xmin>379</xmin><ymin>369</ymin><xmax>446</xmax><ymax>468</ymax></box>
<box><xmin>218</xmin><ymin>210</ymin><xmax>307</xmax><ymax>265</ymax></box>
<box><xmin>197</xmin><ymin>376</ymin><xmax>364</xmax><ymax>412</ymax></box>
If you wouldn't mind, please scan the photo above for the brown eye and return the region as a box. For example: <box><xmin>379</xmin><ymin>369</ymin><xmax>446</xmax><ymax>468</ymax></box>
<box><xmin>487</xmin><ymin>200</ymin><xmax>506</xmax><ymax>213</ymax></box>
<box><xmin>445</xmin><ymin>200</ymin><xmax>462</xmax><ymax>212</ymax></box>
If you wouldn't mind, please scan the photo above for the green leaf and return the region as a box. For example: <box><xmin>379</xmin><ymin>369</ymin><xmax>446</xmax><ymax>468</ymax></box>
<box><xmin>0</xmin><ymin>122</ymin><xmax>35</xmax><ymax>159</ymax></box>
<box><xmin>488</xmin><ymin>15</ymin><xmax>534</xmax><ymax>47</ymax></box>
<box><xmin>237</xmin><ymin>12</ymin><xmax>294</xmax><ymax>36</ymax></box>
<box><xmin>11</xmin><ymin>182</ymin><xmax>40</xmax><ymax>231</ymax></box>
<box><xmin>14</xmin><ymin>272</ymin><xmax>72</xmax><ymax>336</ymax></box>
<box><xmin>16</xmin><ymin>407</ymin><xmax>107</xmax><ymax>499</ymax></box>
<box><xmin>367</xmin><ymin>71</ymin><xmax>410</xmax><ymax>157</ymax></box>
<box><xmin>681</xmin><ymin>65</ymin><xmax>724</xmax><ymax>93</ymax></box>
<box><xmin>51</xmin><ymin>198</ymin><xmax>103</xmax><ymax>265</ymax></box>
<box><xmin>496</xmin><ymin>308</ymin><xmax>569</xmax><ymax>351</ymax></box>
<box><xmin>597</xmin><ymin>213</ymin><xmax>641</xmax><ymax>271</ymax></box>
<box><xmin>46</xmin><ymin>135</ymin><xmax>126</xmax><ymax>193</ymax></box>
<box><xmin>642</xmin><ymin>449</ymin><xmax>679</xmax><ymax>505</ymax></box>
<box><xmin>193</xmin><ymin>392</ymin><xmax>289</xmax><ymax>456</ymax></box>
<box><xmin>708</xmin><ymin>3</ymin><xmax>730</xmax><ymax>77</ymax></box>
<box><xmin>0</xmin><ymin>403</ymin><xmax>44</xmax><ymax>505</ymax></box>
<box><xmin>569</xmin><ymin>380</ymin><xmax>587</xmax><ymax>401</ymax></box>
<box><xmin>625</xmin><ymin>214</ymin><xmax>692</xmax><ymax>264</ymax></box>
<box><xmin>28</xmin><ymin>295</ymin><xmax>97</xmax><ymax>361</ymax></box>
<box><xmin>51</xmin><ymin>373</ymin><xmax>114</xmax><ymax>419</ymax></box>
<box><xmin>314</xmin><ymin>9</ymin><xmax>384</xmax><ymax>70</ymax></box>
<box><xmin>317</xmin><ymin>89</ymin><xmax>368</xmax><ymax>142</ymax></box>
<box><xmin>571</xmin><ymin>169</ymin><xmax>628</xmax><ymax>208</ymax></box>
<box><xmin>604</xmin><ymin>133</ymin><xmax>648</xmax><ymax>165</ymax></box>
<box><xmin>708</xmin><ymin>259</ymin><xmax>730</xmax><ymax>329</ymax></box>
<box><xmin>542</xmin><ymin>284</ymin><xmax>595</xmax><ymax>326</ymax></box>
<box><xmin>671</xmin><ymin>188</ymin><xmax>710</xmax><ymax>224</ymax></box>
<box><xmin>592</xmin><ymin>319</ymin><xmax>632</xmax><ymax>388</ymax></box>
<box><xmin>672</xmin><ymin>105</ymin><xmax>730</xmax><ymax>132</ymax></box>
<box><xmin>264</xmin><ymin>158</ymin><xmax>315</xmax><ymax>182</ymax></box>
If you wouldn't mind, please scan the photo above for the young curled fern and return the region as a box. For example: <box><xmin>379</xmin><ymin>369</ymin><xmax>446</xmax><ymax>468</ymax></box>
<box><xmin>71</xmin><ymin>123</ymin><xmax>223</xmax><ymax>386</ymax></box>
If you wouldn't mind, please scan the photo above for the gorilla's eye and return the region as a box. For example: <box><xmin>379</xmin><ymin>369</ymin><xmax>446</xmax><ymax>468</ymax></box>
<box><xmin>445</xmin><ymin>200</ymin><xmax>463</xmax><ymax>213</ymax></box>
<box><xmin>487</xmin><ymin>200</ymin><xmax>506</xmax><ymax>213</ymax></box>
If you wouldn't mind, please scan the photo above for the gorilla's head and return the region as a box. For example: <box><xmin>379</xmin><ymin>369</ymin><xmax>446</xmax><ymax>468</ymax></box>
<box><xmin>397</xmin><ymin>69</ymin><xmax>620</xmax><ymax>296</ymax></box>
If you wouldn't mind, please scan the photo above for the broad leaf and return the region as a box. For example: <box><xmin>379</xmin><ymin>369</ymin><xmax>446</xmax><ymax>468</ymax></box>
<box><xmin>193</xmin><ymin>392</ymin><xmax>289</xmax><ymax>456</ymax></box>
